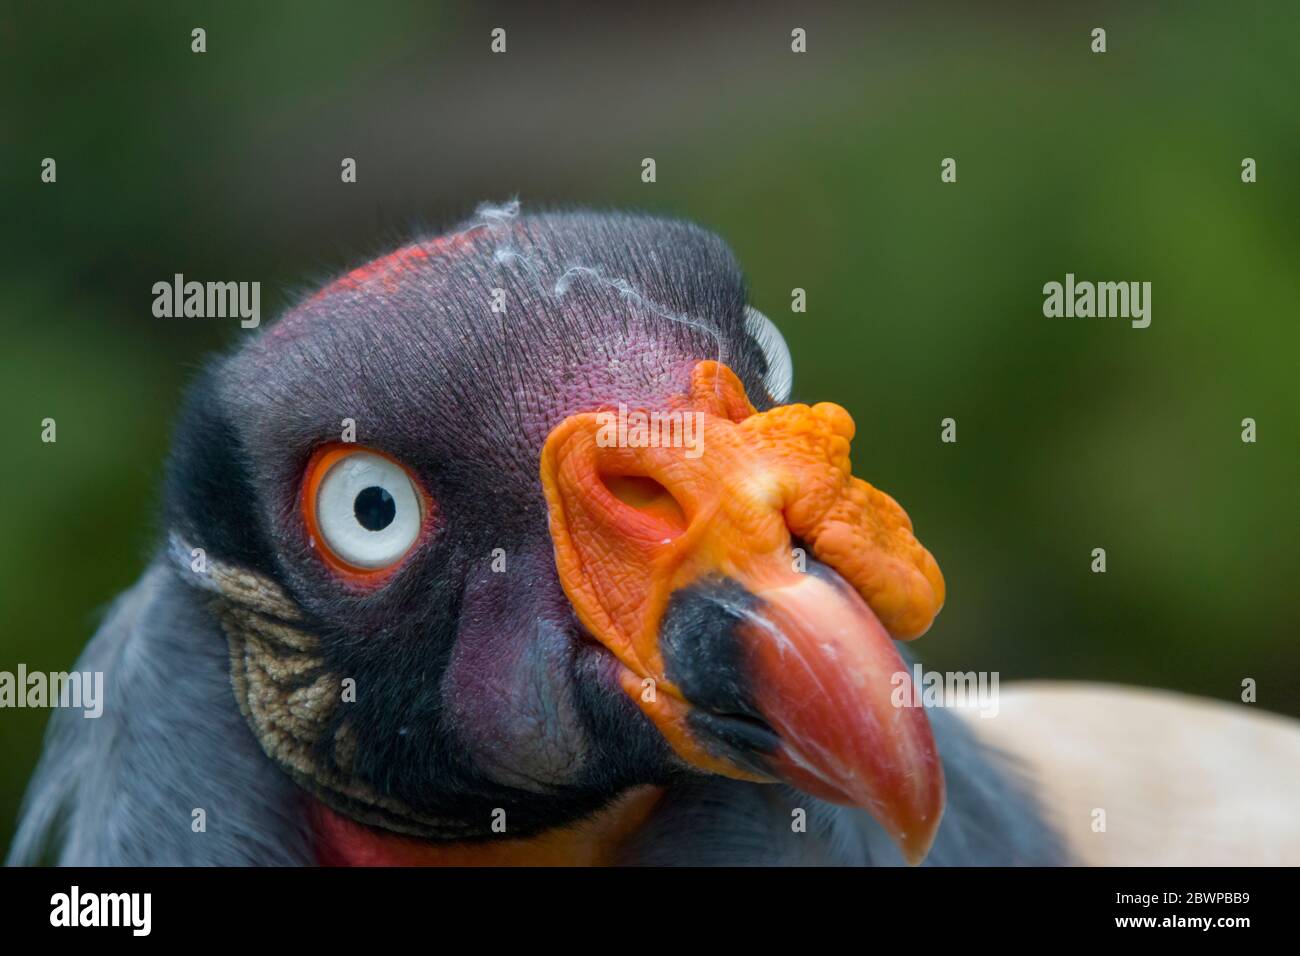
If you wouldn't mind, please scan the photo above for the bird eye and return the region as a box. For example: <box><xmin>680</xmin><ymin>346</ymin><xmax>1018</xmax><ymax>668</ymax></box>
<box><xmin>303</xmin><ymin>446</ymin><xmax>427</xmax><ymax>578</ymax></box>
<box><xmin>744</xmin><ymin>305</ymin><xmax>794</xmax><ymax>403</ymax></box>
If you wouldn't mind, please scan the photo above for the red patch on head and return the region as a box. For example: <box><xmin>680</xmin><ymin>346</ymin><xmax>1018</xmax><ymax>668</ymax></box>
<box><xmin>306</xmin><ymin>230</ymin><xmax>479</xmax><ymax>305</ymax></box>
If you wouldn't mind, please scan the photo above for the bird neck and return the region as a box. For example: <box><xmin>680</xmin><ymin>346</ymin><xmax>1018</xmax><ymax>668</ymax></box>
<box><xmin>311</xmin><ymin>787</ymin><xmax>664</xmax><ymax>866</ymax></box>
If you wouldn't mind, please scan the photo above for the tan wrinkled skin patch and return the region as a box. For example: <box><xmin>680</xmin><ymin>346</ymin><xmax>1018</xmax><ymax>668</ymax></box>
<box><xmin>197</xmin><ymin>555</ymin><xmax>469</xmax><ymax>839</ymax></box>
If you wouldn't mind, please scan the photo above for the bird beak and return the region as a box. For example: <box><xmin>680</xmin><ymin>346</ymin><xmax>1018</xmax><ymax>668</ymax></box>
<box><xmin>540</xmin><ymin>361</ymin><xmax>947</xmax><ymax>863</ymax></box>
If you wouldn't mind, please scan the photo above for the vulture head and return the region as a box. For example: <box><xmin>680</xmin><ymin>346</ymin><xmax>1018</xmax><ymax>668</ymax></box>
<box><xmin>15</xmin><ymin>201</ymin><xmax>1294</xmax><ymax>868</ymax></box>
<box><xmin>160</xmin><ymin>203</ymin><xmax>948</xmax><ymax>864</ymax></box>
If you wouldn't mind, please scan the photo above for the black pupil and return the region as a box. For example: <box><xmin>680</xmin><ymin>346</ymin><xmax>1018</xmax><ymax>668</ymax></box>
<box><xmin>354</xmin><ymin>486</ymin><xmax>396</xmax><ymax>531</ymax></box>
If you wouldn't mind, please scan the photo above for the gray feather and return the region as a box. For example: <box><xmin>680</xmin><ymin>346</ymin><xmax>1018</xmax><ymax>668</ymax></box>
<box><xmin>617</xmin><ymin>705</ymin><xmax>1067</xmax><ymax>865</ymax></box>
<box><xmin>9</xmin><ymin>558</ymin><xmax>1064</xmax><ymax>865</ymax></box>
<box><xmin>7</xmin><ymin>559</ymin><xmax>313</xmax><ymax>865</ymax></box>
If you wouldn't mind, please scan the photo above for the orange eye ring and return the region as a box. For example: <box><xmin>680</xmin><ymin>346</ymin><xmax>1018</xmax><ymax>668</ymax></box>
<box><xmin>301</xmin><ymin>443</ymin><xmax>434</xmax><ymax>586</ymax></box>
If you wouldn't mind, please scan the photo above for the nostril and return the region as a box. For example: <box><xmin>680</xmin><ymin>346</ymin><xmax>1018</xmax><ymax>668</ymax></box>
<box><xmin>599</xmin><ymin>473</ymin><xmax>688</xmax><ymax>535</ymax></box>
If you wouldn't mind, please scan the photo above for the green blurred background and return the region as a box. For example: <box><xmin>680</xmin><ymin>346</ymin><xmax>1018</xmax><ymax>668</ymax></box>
<box><xmin>2</xmin><ymin>1</ymin><xmax>1297</xmax><ymax>853</ymax></box>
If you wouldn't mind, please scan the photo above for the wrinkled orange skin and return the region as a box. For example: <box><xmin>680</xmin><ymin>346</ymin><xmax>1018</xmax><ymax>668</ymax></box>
<box><xmin>540</xmin><ymin>361</ymin><xmax>946</xmax><ymax>778</ymax></box>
